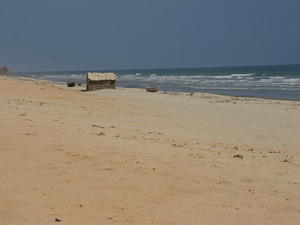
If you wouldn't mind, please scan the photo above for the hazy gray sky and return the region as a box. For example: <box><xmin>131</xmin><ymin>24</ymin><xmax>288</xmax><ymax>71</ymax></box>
<box><xmin>0</xmin><ymin>0</ymin><xmax>299</xmax><ymax>72</ymax></box>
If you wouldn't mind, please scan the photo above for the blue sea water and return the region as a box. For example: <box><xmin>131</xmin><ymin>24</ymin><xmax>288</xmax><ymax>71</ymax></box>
<box><xmin>15</xmin><ymin>64</ymin><xmax>300</xmax><ymax>100</ymax></box>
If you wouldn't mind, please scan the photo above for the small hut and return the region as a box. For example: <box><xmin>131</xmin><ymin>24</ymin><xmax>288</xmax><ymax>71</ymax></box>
<box><xmin>86</xmin><ymin>72</ymin><xmax>117</xmax><ymax>91</ymax></box>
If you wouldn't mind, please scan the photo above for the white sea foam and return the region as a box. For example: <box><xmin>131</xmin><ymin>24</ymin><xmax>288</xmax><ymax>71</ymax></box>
<box><xmin>70</xmin><ymin>74</ymin><xmax>84</xmax><ymax>78</ymax></box>
<box><xmin>283</xmin><ymin>78</ymin><xmax>300</xmax><ymax>82</ymax></box>
<box><xmin>228</xmin><ymin>74</ymin><xmax>255</xmax><ymax>78</ymax></box>
<box><xmin>28</xmin><ymin>74</ymin><xmax>86</xmax><ymax>82</ymax></box>
<box><xmin>120</xmin><ymin>73</ymin><xmax>298</xmax><ymax>84</ymax></box>
<box><xmin>269</xmin><ymin>76</ymin><xmax>285</xmax><ymax>79</ymax></box>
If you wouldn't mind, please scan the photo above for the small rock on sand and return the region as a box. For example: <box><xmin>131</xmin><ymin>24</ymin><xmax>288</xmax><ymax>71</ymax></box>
<box><xmin>67</xmin><ymin>82</ymin><xmax>76</xmax><ymax>87</ymax></box>
<box><xmin>233</xmin><ymin>154</ymin><xmax>244</xmax><ymax>159</ymax></box>
<box><xmin>146</xmin><ymin>87</ymin><xmax>158</xmax><ymax>92</ymax></box>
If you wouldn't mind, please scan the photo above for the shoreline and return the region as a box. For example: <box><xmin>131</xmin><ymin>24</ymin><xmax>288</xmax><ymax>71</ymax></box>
<box><xmin>6</xmin><ymin>74</ymin><xmax>300</xmax><ymax>102</ymax></box>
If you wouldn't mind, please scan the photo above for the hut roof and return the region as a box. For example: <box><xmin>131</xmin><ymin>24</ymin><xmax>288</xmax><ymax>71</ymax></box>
<box><xmin>87</xmin><ymin>72</ymin><xmax>117</xmax><ymax>81</ymax></box>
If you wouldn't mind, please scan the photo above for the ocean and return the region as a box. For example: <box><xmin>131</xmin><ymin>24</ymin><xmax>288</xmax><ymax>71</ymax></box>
<box><xmin>15</xmin><ymin>64</ymin><xmax>300</xmax><ymax>100</ymax></box>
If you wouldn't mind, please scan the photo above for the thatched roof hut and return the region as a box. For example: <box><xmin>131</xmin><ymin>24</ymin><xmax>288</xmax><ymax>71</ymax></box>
<box><xmin>86</xmin><ymin>72</ymin><xmax>117</xmax><ymax>91</ymax></box>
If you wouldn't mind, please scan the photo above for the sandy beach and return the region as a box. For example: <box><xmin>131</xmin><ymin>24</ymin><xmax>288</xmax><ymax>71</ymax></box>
<box><xmin>0</xmin><ymin>75</ymin><xmax>300</xmax><ymax>225</ymax></box>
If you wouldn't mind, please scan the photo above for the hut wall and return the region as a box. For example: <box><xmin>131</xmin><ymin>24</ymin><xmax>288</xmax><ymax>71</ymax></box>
<box><xmin>87</xmin><ymin>80</ymin><xmax>116</xmax><ymax>91</ymax></box>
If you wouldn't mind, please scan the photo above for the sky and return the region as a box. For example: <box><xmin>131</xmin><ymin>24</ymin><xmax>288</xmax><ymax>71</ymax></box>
<box><xmin>0</xmin><ymin>0</ymin><xmax>300</xmax><ymax>72</ymax></box>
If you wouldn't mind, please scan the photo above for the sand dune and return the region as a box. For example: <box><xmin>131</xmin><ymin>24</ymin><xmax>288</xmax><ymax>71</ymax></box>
<box><xmin>0</xmin><ymin>76</ymin><xmax>299</xmax><ymax>225</ymax></box>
